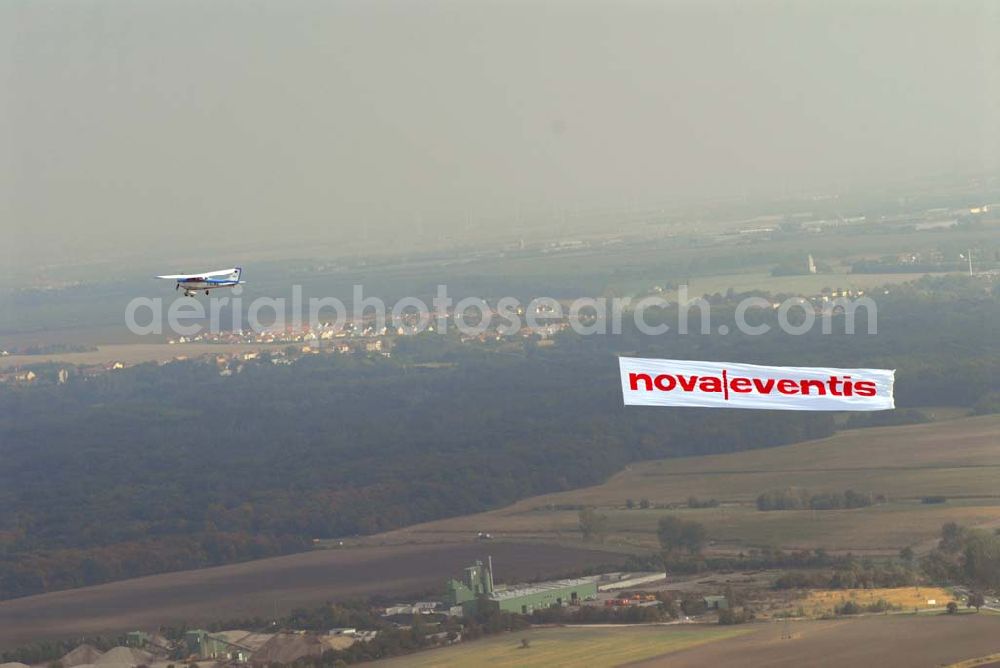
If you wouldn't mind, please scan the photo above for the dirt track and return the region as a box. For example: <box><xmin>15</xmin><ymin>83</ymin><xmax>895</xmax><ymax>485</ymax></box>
<box><xmin>0</xmin><ymin>542</ymin><xmax>622</xmax><ymax>647</ymax></box>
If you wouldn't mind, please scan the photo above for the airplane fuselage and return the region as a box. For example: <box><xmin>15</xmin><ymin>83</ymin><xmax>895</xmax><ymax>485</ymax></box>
<box><xmin>175</xmin><ymin>278</ymin><xmax>240</xmax><ymax>290</ymax></box>
<box><xmin>157</xmin><ymin>267</ymin><xmax>244</xmax><ymax>296</ymax></box>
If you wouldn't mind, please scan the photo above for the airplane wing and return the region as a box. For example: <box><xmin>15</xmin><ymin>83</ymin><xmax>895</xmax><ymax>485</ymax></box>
<box><xmin>156</xmin><ymin>268</ymin><xmax>237</xmax><ymax>280</ymax></box>
<box><xmin>202</xmin><ymin>267</ymin><xmax>239</xmax><ymax>278</ymax></box>
<box><xmin>156</xmin><ymin>273</ymin><xmax>207</xmax><ymax>280</ymax></box>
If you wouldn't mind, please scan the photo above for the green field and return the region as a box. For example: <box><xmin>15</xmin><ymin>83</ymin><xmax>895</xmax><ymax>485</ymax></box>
<box><xmin>373</xmin><ymin>415</ymin><xmax>1000</xmax><ymax>554</ymax></box>
<box><xmin>374</xmin><ymin>625</ymin><xmax>752</xmax><ymax>668</ymax></box>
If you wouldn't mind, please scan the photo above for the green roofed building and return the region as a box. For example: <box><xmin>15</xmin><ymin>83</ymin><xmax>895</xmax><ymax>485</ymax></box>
<box><xmin>445</xmin><ymin>558</ymin><xmax>598</xmax><ymax>616</ymax></box>
<box><xmin>703</xmin><ymin>595</ymin><xmax>730</xmax><ymax>610</ymax></box>
<box><xmin>446</xmin><ymin>559</ymin><xmax>495</xmax><ymax>615</ymax></box>
<box><xmin>487</xmin><ymin>578</ymin><xmax>598</xmax><ymax>614</ymax></box>
<box><xmin>125</xmin><ymin>631</ymin><xmax>150</xmax><ymax>648</ymax></box>
<box><xmin>182</xmin><ymin>630</ymin><xmax>252</xmax><ymax>662</ymax></box>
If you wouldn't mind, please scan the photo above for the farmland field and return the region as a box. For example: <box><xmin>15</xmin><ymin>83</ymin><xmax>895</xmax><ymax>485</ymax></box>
<box><xmin>373</xmin><ymin>415</ymin><xmax>1000</xmax><ymax>554</ymax></box>
<box><xmin>0</xmin><ymin>542</ymin><xmax>623</xmax><ymax>647</ymax></box>
<box><xmin>373</xmin><ymin>625</ymin><xmax>752</xmax><ymax>668</ymax></box>
<box><xmin>0</xmin><ymin>342</ymin><xmax>287</xmax><ymax>369</ymax></box>
<box><xmin>632</xmin><ymin>614</ymin><xmax>1000</xmax><ymax>668</ymax></box>
<box><xmin>669</xmin><ymin>270</ymin><xmax>943</xmax><ymax>297</ymax></box>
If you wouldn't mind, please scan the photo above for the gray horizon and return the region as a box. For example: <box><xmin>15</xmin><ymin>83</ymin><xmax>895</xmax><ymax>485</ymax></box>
<box><xmin>3</xmin><ymin>0</ymin><xmax>999</xmax><ymax>271</ymax></box>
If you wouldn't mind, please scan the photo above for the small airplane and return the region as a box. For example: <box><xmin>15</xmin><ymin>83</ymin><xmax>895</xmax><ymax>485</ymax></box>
<box><xmin>156</xmin><ymin>267</ymin><xmax>244</xmax><ymax>296</ymax></box>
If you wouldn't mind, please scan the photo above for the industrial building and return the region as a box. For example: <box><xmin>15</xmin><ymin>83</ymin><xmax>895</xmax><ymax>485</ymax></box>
<box><xmin>183</xmin><ymin>629</ymin><xmax>253</xmax><ymax>662</ymax></box>
<box><xmin>703</xmin><ymin>595</ymin><xmax>730</xmax><ymax>610</ymax></box>
<box><xmin>445</xmin><ymin>558</ymin><xmax>598</xmax><ymax>615</ymax></box>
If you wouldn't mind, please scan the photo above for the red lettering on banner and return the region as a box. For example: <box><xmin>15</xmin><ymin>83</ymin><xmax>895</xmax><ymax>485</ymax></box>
<box><xmin>855</xmin><ymin>380</ymin><xmax>877</xmax><ymax>397</ymax></box>
<box><xmin>621</xmin><ymin>359</ymin><xmax>892</xmax><ymax>411</ymax></box>
<box><xmin>677</xmin><ymin>375</ymin><xmax>699</xmax><ymax>392</ymax></box>
<box><xmin>800</xmin><ymin>379</ymin><xmax>827</xmax><ymax>395</ymax></box>
<box><xmin>730</xmin><ymin>377</ymin><xmax>752</xmax><ymax>393</ymax></box>
<box><xmin>654</xmin><ymin>374</ymin><xmax>676</xmax><ymax>391</ymax></box>
<box><xmin>777</xmin><ymin>379</ymin><xmax>799</xmax><ymax>395</ymax></box>
<box><xmin>699</xmin><ymin>376</ymin><xmax>722</xmax><ymax>392</ymax></box>
<box><xmin>629</xmin><ymin>373</ymin><xmax>653</xmax><ymax>391</ymax></box>
<box><xmin>629</xmin><ymin>370</ymin><xmax>880</xmax><ymax>400</ymax></box>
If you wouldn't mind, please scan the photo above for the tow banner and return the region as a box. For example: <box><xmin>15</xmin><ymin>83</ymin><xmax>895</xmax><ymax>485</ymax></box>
<box><xmin>620</xmin><ymin>357</ymin><xmax>894</xmax><ymax>411</ymax></box>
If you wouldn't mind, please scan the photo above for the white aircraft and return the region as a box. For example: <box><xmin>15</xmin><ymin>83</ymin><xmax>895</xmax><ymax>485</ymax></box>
<box><xmin>156</xmin><ymin>267</ymin><xmax>244</xmax><ymax>296</ymax></box>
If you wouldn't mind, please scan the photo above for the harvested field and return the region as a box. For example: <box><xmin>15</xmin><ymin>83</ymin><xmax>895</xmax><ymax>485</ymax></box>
<box><xmin>375</xmin><ymin>416</ymin><xmax>1000</xmax><ymax>554</ymax></box>
<box><xmin>632</xmin><ymin>614</ymin><xmax>1000</xmax><ymax>668</ymax></box>
<box><xmin>0</xmin><ymin>542</ymin><xmax>622</xmax><ymax>648</ymax></box>
<box><xmin>374</xmin><ymin>625</ymin><xmax>752</xmax><ymax>668</ymax></box>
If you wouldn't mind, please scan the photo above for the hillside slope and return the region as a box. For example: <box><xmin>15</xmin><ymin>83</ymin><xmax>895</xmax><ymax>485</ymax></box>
<box><xmin>372</xmin><ymin>415</ymin><xmax>1000</xmax><ymax>554</ymax></box>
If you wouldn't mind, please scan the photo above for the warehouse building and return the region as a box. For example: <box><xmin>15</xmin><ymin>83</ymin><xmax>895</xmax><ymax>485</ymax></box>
<box><xmin>445</xmin><ymin>558</ymin><xmax>598</xmax><ymax>616</ymax></box>
<box><xmin>703</xmin><ymin>595</ymin><xmax>730</xmax><ymax>610</ymax></box>
<box><xmin>488</xmin><ymin>578</ymin><xmax>599</xmax><ymax>614</ymax></box>
<box><xmin>183</xmin><ymin>630</ymin><xmax>253</xmax><ymax>662</ymax></box>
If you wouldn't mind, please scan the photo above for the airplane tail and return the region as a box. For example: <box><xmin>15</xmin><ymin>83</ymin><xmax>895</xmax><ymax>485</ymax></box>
<box><xmin>235</xmin><ymin>266</ymin><xmax>243</xmax><ymax>283</ymax></box>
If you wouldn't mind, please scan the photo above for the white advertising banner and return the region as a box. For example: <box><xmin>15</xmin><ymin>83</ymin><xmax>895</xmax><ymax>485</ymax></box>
<box><xmin>619</xmin><ymin>357</ymin><xmax>894</xmax><ymax>411</ymax></box>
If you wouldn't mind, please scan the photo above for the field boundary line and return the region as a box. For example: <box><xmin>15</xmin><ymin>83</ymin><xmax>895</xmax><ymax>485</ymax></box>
<box><xmin>946</xmin><ymin>652</ymin><xmax>1000</xmax><ymax>668</ymax></box>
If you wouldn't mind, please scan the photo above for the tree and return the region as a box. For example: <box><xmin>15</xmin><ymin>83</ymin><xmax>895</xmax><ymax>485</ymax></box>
<box><xmin>717</xmin><ymin>608</ymin><xmax>739</xmax><ymax>625</ymax></box>
<box><xmin>626</xmin><ymin>498</ymin><xmax>635</xmax><ymax>510</ymax></box>
<box><xmin>946</xmin><ymin>601</ymin><xmax>958</xmax><ymax>614</ymax></box>
<box><xmin>680</xmin><ymin>596</ymin><xmax>708</xmax><ymax>616</ymax></box>
<box><xmin>718</xmin><ymin>607</ymin><xmax>752</xmax><ymax>625</ymax></box>
<box><xmin>837</xmin><ymin>601</ymin><xmax>861</xmax><ymax>615</ymax></box>
<box><xmin>940</xmin><ymin>522</ymin><xmax>965</xmax><ymax>553</ymax></box>
<box><xmin>681</xmin><ymin>521</ymin><xmax>707</xmax><ymax>555</ymax></box>
<box><xmin>962</xmin><ymin>531</ymin><xmax>1000</xmax><ymax>590</ymax></box>
<box><xmin>639</xmin><ymin>498</ymin><xmax>651</xmax><ymax>509</ymax></box>
<box><xmin>657</xmin><ymin>516</ymin><xmax>707</xmax><ymax>555</ymax></box>
<box><xmin>657</xmin><ymin>516</ymin><xmax>684</xmax><ymax>553</ymax></box>
<box><xmin>968</xmin><ymin>592</ymin><xmax>985</xmax><ymax>612</ymax></box>
<box><xmin>899</xmin><ymin>546</ymin><xmax>914</xmax><ymax>564</ymax></box>
<box><xmin>578</xmin><ymin>507</ymin><xmax>608</xmax><ymax>542</ymax></box>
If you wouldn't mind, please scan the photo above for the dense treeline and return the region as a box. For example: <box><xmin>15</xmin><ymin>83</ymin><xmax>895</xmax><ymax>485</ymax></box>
<box><xmin>0</xmin><ymin>348</ymin><xmax>833</xmax><ymax>600</ymax></box>
<box><xmin>647</xmin><ymin>510</ymin><xmax>923</xmax><ymax>591</ymax></box>
<box><xmin>0</xmin><ymin>284</ymin><xmax>995</xmax><ymax>600</ymax></box>
<box><xmin>921</xmin><ymin>522</ymin><xmax>1000</xmax><ymax>591</ymax></box>
<box><xmin>770</xmin><ymin>522</ymin><xmax>1000</xmax><ymax>593</ymax></box>
<box><xmin>756</xmin><ymin>488</ymin><xmax>881</xmax><ymax>511</ymax></box>
<box><xmin>773</xmin><ymin>561</ymin><xmax>920</xmax><ymax>590</ymax></box>
<box><xmin>529</xmin><ymin>601</ymin><xmax>674</xmax><ymax>624</ymax></box>
<box><xmin>0</xmin><ymin>532</ymin><xmax>309</xmax><ymax>599</ymax></box>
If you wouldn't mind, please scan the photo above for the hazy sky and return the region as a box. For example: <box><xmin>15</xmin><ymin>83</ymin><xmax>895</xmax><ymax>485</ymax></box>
<box><xmin>3</xmin><ymin>1</ymin><xmax>999</xmax><ymax>270</ymax></box>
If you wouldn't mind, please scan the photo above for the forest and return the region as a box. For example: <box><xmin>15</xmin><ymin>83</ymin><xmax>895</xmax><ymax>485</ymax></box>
<box><xmin>0</xmin><ymin>280</ymin><xmax>996</xmax><ymax>600</ymax></box>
